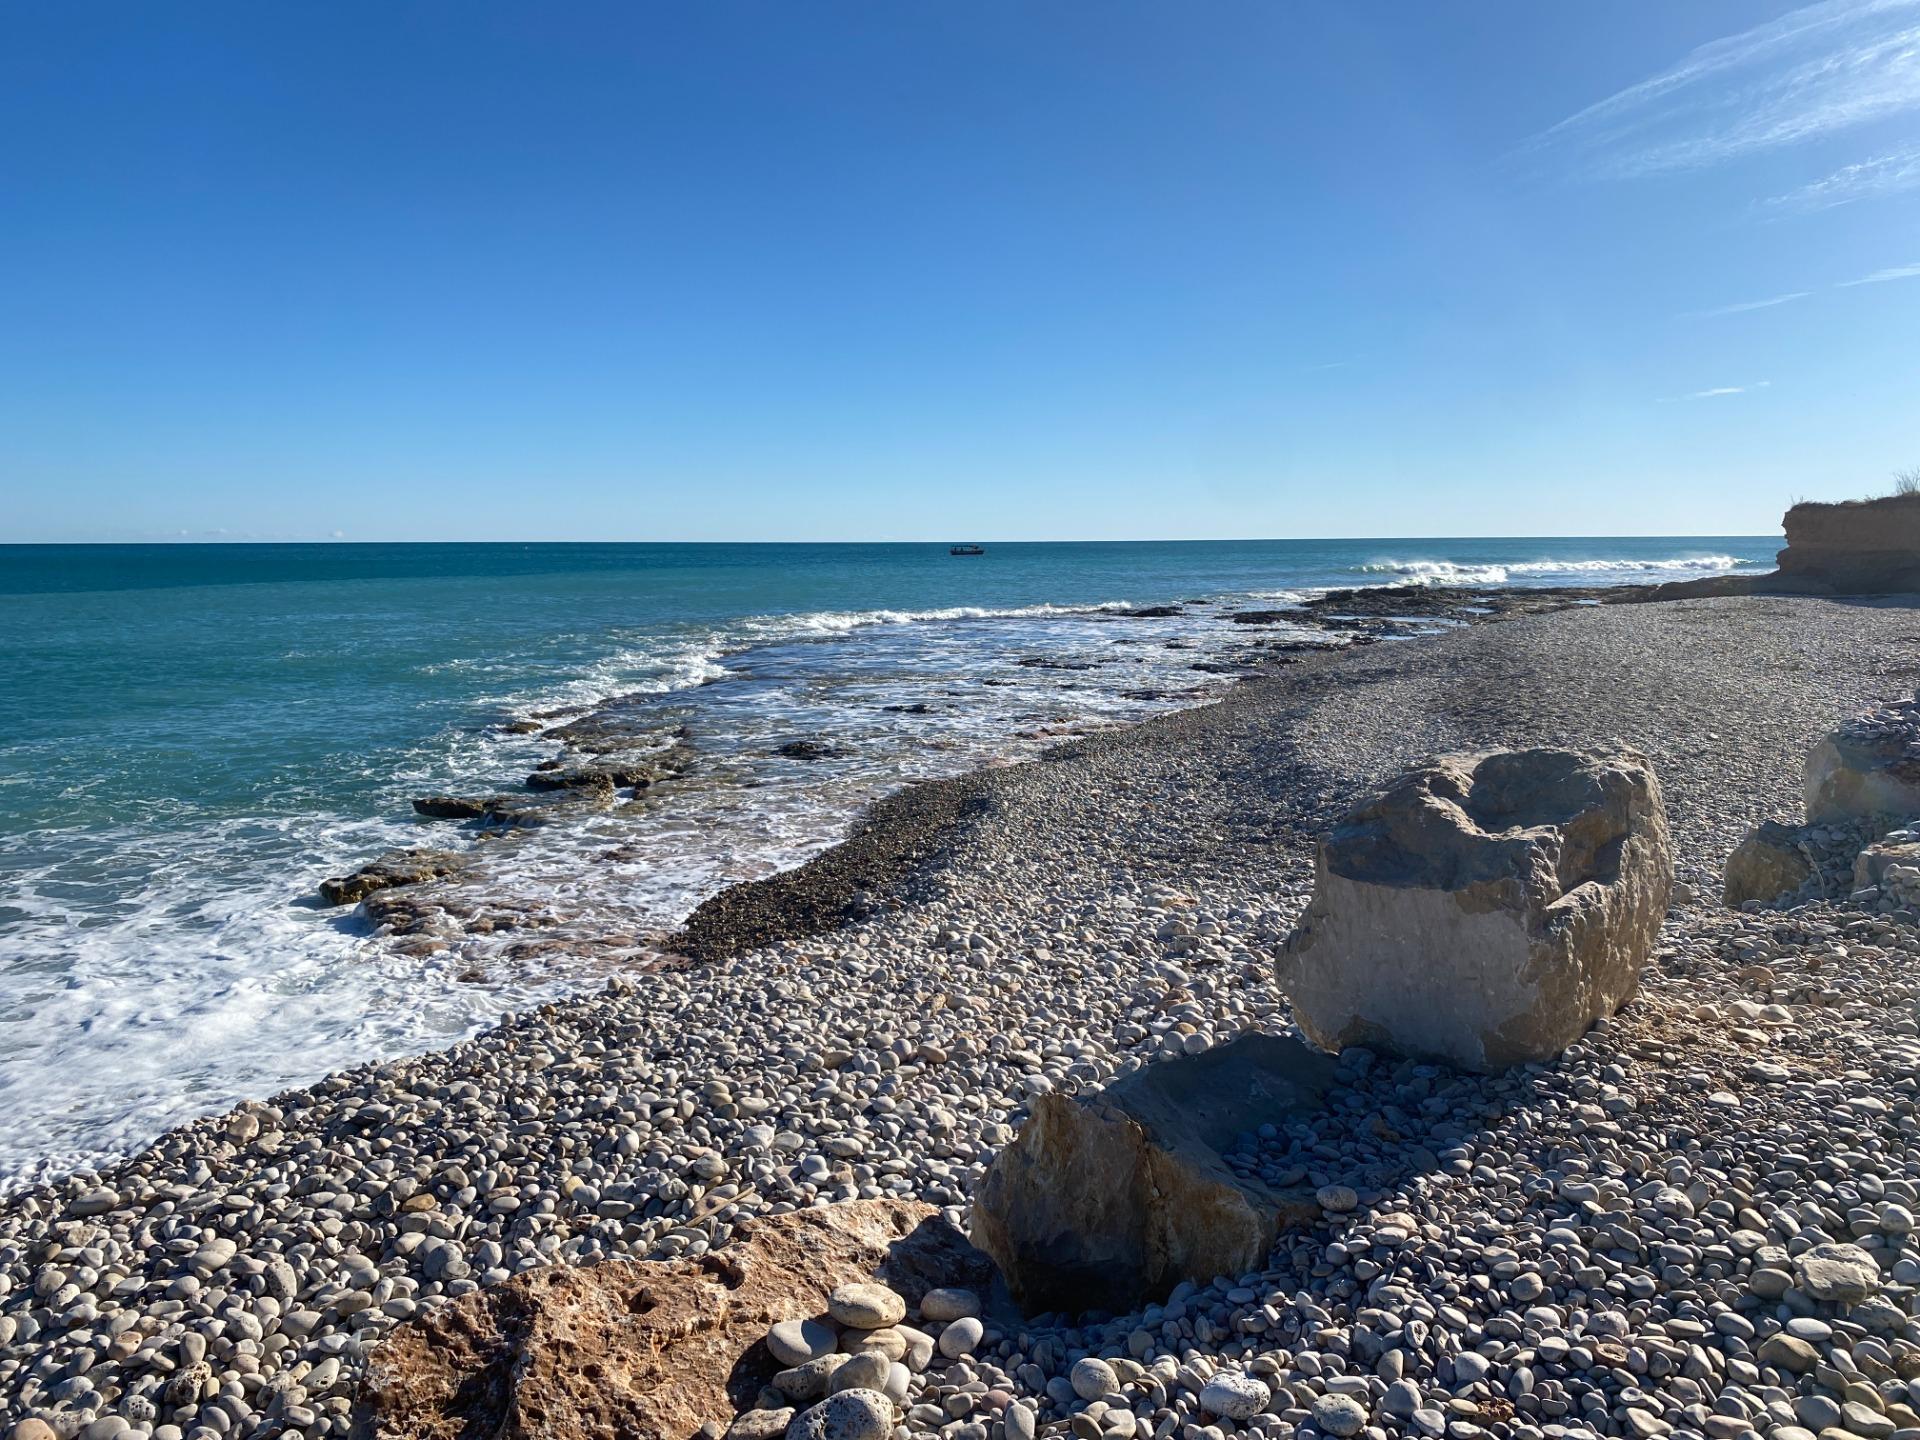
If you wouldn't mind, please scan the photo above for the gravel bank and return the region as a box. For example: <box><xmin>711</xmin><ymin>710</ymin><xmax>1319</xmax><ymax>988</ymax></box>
<box><xmin>6</xmin><ymin>593</ymin><xmax>1920</xmax><ymax>1440</ymax></box>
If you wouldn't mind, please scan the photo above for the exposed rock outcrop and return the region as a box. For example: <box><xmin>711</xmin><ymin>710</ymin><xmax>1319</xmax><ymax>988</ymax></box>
<box><xmin>318</xmin><ymin>850</ymin><xmax>467</xmax><ymax>906</ymax></box>
<box><xmin>526</xmin><ymin>738</ymin><xmax>696</xmax><ymax>793</ymax></box>
<box><xmin>971</xmin><ymin>1032</ymin><xmax>1332</xmax><ymax>1314</ymax></box>
<box><xmin>360</xmin><ymin>1200</ymin><xmax>986</xmax><ymax>1440</ymax></box>
<box><xmin>1278</xmin><ymin>748</ymin><xmax>1673</xmax><ymax>1071</ymax></box>
<box><xmin>1807</xmin><ymin>693</ymin><xmax>1920</xmax><ymax>823</ymax></box>
<box><xmin>1723</xmin><ymin>820</ymin><xmax>1816</xmax><ymax>906</ymax></box>
<box><xmin>1651</xmin><ymin>493</ymin><xmax>1920</xmax><ymax>599</ymax></box>
<box><xmin>1776</xmin><ymin>494</ymin><xmax>1920</xmax><ymax>594</ymax></box>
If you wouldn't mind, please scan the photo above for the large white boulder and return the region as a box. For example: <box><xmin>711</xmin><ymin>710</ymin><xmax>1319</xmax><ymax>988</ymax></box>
<box><xmin>1279</xmin><ymin>748</ymin><xmax>1672</xmax><ymax>1071</ymax></box>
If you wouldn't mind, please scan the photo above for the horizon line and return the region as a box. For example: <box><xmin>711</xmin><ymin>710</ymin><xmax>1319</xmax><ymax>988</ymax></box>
<box><xmin>0</xmin><ymin>532</ymin><xmax>1783</xmax><ymax>548</ymax></box>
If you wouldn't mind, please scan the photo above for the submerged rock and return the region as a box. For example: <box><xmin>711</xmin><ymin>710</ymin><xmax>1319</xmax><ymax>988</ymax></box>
<box><xmin>971</xmin><ymin>1031</ymin><xmax>1332</xmax><ymax>1314</ymax></box>
<box><xmin>410</xmin><ymin>795</ymin><xmax>492</xmax><ymax>820</ymax></box>
<box><xmin>1279</xmin><ymin>747</ymin><xmax>1673</xmax><ymax>1070</ymax></box>
<box><xmin>318</xmin><ymin>850</ymin><xmax>466</xmax><ymax>906</ymax></box>
<box><xmin>361</xmin><ymin>1199</ymin><xmax>984</xmax><ymax>1440</ymax></box>
<box><xmin>777</xmin><ymin>739</ymin><xmax>852</xmax><ymax>762</ymax></box>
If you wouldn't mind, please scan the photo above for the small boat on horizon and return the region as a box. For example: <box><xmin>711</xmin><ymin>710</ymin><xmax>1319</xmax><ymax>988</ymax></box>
<box><xmin>949</xmin><ymin>543</ymin><xmax>985</xmax><ymax>556</ymax></box>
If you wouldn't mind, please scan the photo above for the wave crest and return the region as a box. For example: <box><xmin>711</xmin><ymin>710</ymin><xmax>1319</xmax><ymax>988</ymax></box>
<box><xmin>1352</xmin><ymin>554</ymin><xmax>1754</xmax><ymax>586</ymax></box>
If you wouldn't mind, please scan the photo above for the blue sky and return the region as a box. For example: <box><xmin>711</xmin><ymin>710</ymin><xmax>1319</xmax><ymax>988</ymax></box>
<box><xmin>2</xmin><ymin>2</ymin><xmax>1916</xmax><ymax>542</ymax></box>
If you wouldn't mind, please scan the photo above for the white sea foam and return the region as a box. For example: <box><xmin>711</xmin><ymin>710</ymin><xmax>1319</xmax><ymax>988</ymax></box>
<box><xmin>1351</xmin><ymin>554</ymin><xmax>1753</xmax><ymax>586</ymax></box>
<box><xmin>0</xmin><ymin>595</ymin><xmax>1233</xmax><ymax>1188</ymax></box>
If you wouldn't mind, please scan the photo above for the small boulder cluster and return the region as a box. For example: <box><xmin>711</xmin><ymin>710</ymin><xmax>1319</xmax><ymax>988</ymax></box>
<box><xmin>753</xmin><ymin>1282</ymin><xmax>989</xmax><ymax>1440</ymax></box>
<box><xmin>1726</xmin><ymin>693</ymin><xmax>1920</xmax><ymax>913</ymax></box>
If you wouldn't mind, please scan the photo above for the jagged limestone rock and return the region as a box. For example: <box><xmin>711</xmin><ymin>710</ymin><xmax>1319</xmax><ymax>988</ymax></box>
<box><xmin>1278</xmin><ymin>748</ymin><xmax>1672</xmax><ymax>1071</ymax></box>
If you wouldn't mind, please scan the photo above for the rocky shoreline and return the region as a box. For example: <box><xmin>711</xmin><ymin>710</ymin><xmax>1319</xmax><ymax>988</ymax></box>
<box><xmin>7</xmin><ymin>591</ymin><xmax>1920</xmax><ymax>1440</ymax></box>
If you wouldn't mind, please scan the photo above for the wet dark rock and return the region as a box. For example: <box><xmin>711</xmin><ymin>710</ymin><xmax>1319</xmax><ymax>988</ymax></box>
<box><xmin>478</xmin><ymin>791</ymin><xmax>614</xmax><ymax>827</ymax></box>
<box><xmin>1113</xmin><ymin>605</ymin><xmax>1184</xmax><ymax>618</ymax></box>
<box><xmin>777</xmin><ymin>739</ymin><xmax>852</xmax><ymax>762</ymax></box>
<box><xmin>319</xmin><ymin>850</ymin><xmax>467</xmax><ymax>906</ymax></box>
<box><xmin>1016</xmin><ymin>657</ymin><xmax>1099</xmax><ymax>671</ymax></box>
<box><xmin>526</xmin><ymin>739</ymin><xmax>696</xmax><ymax>793</ymax></box>
<box><xmin>1228</xmin><ymin>609</ymin><xmax>1298</xmax><ymax>625</ymax></box>
<box><xmin>411</xmin><ymin>795</ymin><xmax>492</xmax><ymax>820</ymax></box>
<box><xmin>882</xmin><ymin>703</ymin><xmax>932</xmax><ymax>714</ymax></box>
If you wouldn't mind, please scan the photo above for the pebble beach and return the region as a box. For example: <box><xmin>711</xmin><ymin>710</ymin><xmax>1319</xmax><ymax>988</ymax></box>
<box><xmin>8</xmin><ymin>591</ymin><xmax>1920</xmax><ymax>1440</ymax></box>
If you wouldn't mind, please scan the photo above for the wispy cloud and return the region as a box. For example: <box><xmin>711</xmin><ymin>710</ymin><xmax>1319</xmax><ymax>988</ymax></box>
<box><xmin>1839</xmin><ymin>260</ymin><xmax>1920</xmax><ymax>284</ymax></box>
<box><xmin>1661</xmin><ymin>381</ymin><xmax>1774</xmax><ymax>402</ymax></box>
<box><xmin>1522</xmin><ymin>0</ymin><xmax>1920</xmax><ymax>179</ymax></box>
<box><xmin>1688</xmin><ymin>291</ymin><xmax>1811</xmax><ymax>318</ymax></box>
<box><xmin>1767</xmin><ymin>144</ymin><xmax>1920</xmax><ymax>207</ymax></box>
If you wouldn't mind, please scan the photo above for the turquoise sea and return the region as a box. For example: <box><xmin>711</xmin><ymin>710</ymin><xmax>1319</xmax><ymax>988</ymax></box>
<box><xmin>0</xmin><ymin>537</ymin><xmax>1774</xmax><ymax>1184</ymax></box>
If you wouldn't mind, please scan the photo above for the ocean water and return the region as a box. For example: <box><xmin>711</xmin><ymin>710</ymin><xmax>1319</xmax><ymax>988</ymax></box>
<box><xmin>0</xmin><ymin>537</ymin><xmax>1773</xmax><ymax>1185</ymax></box>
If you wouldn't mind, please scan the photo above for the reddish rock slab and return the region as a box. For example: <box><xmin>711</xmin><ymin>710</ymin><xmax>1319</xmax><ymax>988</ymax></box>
<box><xmin>359</xmin><ymin>1199</ymin><xmax>986</xmax><ymax>1440</ymax></box>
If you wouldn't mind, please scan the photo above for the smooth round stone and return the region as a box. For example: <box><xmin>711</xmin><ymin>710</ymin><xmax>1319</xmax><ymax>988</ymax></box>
<box><xmin>1313</xmin><ymin>1393</ymin><xmax>1369</xmax><ymax>1437</ymax></box>
<box><xmin>1750</xmin><ymin>1267</ymin><xmax>1793</xmax><ymax>1299</ymax></box>
<box><xmin>1786</xmin><ymin>1317</ymin><xmax>1834</xmax><ymax>1342</ymax></box>
<box><xmin>1383</xmin><ymin>1380</ymin><xmax>1423</xmax><ymax>1417</ymax></box>
<box><xmin>1005</xmin><ymin>1403</ymin><xmax>1037</xmax><ymax>1440</ymax></box>
<box><xmin>786</xmin><ymin>1388</ymin><xmax>895</xmax><ymax>1440</ymax></box>
<box><xmin>938</xmin><ymin>1316</ymin><xmax>984</xmax><ymax>1359</ymax></box>
<box><xmin>1199</xmin><ymin>1372</ymin><xmax>1270</xmax><ymax>1421</ymax></box>
<box><xmin>1317</xmin><ymin>1185</ymin><xmax>1359</xmax><ymax>1213</ymax></box>
<box><xmin>893</xmin><ymin>1324</ymin><xmax>935</xmax><ymax>1370</ymax></box>
<box><xmin>827</xmin><ymin>1283</ymin><xmax>905</xmax><ymax>1331</ymax></box>
<box><xmin>920</xmin><ymin>1287</ymin><xmax>982</xmax><ymax>1323</ymax></box>
<box><xmin>846</xmin><ymin>1327</ymin><xmax>908</xmax><ymax>1362</ymax></box>
<box><xmin>768</xmin><ymin>1318</ymin><xmax>838</xmax><ymax>1368</ymax></box>
<box><xmin>1758</xmin><ymin>1334</ymin><xmax>1819</xmax><ymax>1373</ymax></box>
<box><xmin>1072</xmin><ymin>1357</ymin><xmax>1119</xmax><ymax>1402</ymax></box>
<box><xmin>1509</xmin><ymin>1273</ymin><xmax>1546</xmax><ymax>1303</ymax></box>
<box><xmin>1452</xmin><ymin>1351</ymin><xmax>1491</xmax><ymax>1386</ymax></box>
<box><xmin>827</xmin><ymin>1352</ymin><xmax>890</xmax><ymax>1395</ymax></box>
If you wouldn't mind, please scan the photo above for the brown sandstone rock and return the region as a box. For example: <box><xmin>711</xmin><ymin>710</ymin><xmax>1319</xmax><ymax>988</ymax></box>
<box><xmin>971</xmin><ymin>1031</ymin><xmax>1332</xmax><ymax>1314</ymax></box>
<box><xmin>358</xmin><ymin>1199</ymin><xmax>985</xmax><ymax>1440</ymax></box>
<box><xmin>1775</xmin><ymin>493</ymin><xmax>1920</xmax><ymax>594</ymax></box>
<box><xmin>1724</xmin><ymin>821</ymin><xmax>1815</xmax><ymax>906</ymax></box>
<box><xmin>1279</xmin><ymin>747</ymin><xmax>1673</xmax><ymax>1071</ymax></box>
<box><xmin>1647</xmin><ymin>493</ymin><xmax>1920</xmax><ymax>600</ymax></box>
